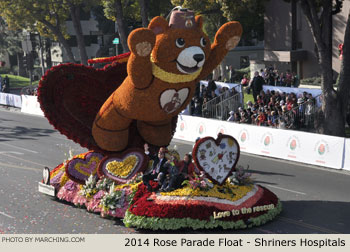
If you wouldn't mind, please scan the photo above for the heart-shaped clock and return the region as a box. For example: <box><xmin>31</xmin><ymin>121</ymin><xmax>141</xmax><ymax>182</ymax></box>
<box><xmin>65</xmin><ymin>152</ymin><xmax>104</xmax><ymax>184</ymax></box>
<box><xmin>97</xmin><ymin>148</ymin><xmax>148</xmax><ymax>184</ymax></box>
<box><xmin>192</xmin><ymin>133</ymin><xmax>240</xmax><ymax>185</ymax></box>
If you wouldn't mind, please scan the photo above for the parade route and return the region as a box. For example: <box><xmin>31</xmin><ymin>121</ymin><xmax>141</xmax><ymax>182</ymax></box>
<box><xmin>0</xmin><ymin>108</ymin><xmax>349</xmax><ymax>234</ymax></box>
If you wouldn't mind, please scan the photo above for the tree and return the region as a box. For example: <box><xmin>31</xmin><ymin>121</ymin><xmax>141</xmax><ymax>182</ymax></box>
<box><xmin>101</xmin><ymin>0</ymin><xmax>173</xmax><ymax>53</ymax></box>
<box><xmin>218</xmin><ymin>0</ymin><xmax>268</xmax><ymax>44</ymax></box>
<box><xmin>65</xmin><ymin>0</ymin><xmax>89</xmax><ymax>65</ymax></box>
<box><xmin>138</xmin><ymin>0</ymin><xmax>149</xmax><ymax>27</ymax></box>
<box><xmin>0</xmin><ymin>0</ymin><xmax>76</xmax><ymax>63</ymax></box>
<box><xmin>0</xmin><ymin>0</ymin><xmax>99</xmax><ymax>64</ymax></box>
<box><xmin>64</xmin><ymin>0</ymin><xmax>100</xmax><ymax>65</ymax></box>
<box><xmin>291</xmin><ymin>0</ymin><xmax>349</xmax><ymax>136</ymax></box>
<box><xmin>0</xmin><ymin>17</ymin><xmax>26</xmax><ymax>76</ymax></box>
<box><xmin>101</xmin><ymin>0</ymin><xmax>130</xmax><ymax>53</ymax></box>
<box><xmin>171</xmin><ymin>0</ymin><xmax>267</xmax><ymax>44</ymax></box>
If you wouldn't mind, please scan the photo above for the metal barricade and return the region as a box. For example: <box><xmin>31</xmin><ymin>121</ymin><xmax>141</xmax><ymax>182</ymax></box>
<box><xmin>216</xmin><ymin>93</ymin><xmax>242</xmax><ymax>120</ymax></box>
<box><xmin>202</xmin><ymin>92</ymin><xmax>242</xmax><ymax>120</ymax></box>
<box><xmin>283</xmin><ymin>97</ymin><xmax>318</xmax><ymax>131</ymax></box>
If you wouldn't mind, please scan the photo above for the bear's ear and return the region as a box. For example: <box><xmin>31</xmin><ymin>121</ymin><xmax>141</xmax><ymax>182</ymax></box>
<box><xmin>195</xmin><ymin>15</ymin><xmax>203</xmax><ymax>29</ymax></box>
<box><xmin>148</xmin><ymin>16</ymin><xmax>169</xmax><ymax>35</ymax></box>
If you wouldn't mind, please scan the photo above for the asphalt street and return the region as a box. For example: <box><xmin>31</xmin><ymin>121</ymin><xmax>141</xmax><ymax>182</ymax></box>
<box><xmin>0</xmin><ymin>107</ymin><xmax>349</xmax><ymax>234</ymax></box>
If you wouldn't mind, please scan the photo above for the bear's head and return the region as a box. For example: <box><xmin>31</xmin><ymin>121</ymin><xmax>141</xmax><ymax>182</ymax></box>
<box><xmin>148</xmin><ymin>11</ymin><xmax>210</xmax><ymax>78</ymax></box>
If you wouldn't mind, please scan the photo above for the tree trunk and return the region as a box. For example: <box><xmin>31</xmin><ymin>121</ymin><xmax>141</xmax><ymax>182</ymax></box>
<box><xmin>139</xmin><ymin>0</ymin><xmax>149</xmax><ymax>27</ymax></box>
<box><xmin>115</xmin><ymin>0</ymin><xmax>129</xmax><ymax>53</ymax></box>
<box><xmin>40</xmin><ymin>20</ymin><xmax>76</xmax><ymax>63</ymax></box>
<box><xmin>17</xmin><ymin>52</ymin><xmax>26</xmax><ymax>77</ymax></box>
<box><xmin>300</xmin><ymin>0</ymin><xmax>345</xmax><ymax>136</ymax></box>
<box><xmin>69</xmin><ymin>4</ymin><xmax>89</xmax><ymax>65</ymax></box>
<box><xmin>337</xmin><ymin>9</ymin><xmax>350</xmax><ymax>126</ymax></box>
<box><xmin>44</xmin><ymin>38</ymin><xmax>52</xmax><ymax>69</ymax></box>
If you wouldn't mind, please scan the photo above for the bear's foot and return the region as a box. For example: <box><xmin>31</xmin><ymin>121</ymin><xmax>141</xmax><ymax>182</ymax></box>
<box><xmin>92</xmin><ymin>125</ymin><xmax>129</xmax><ymax>151</ymax></box>
<box><xmin>137</xmin><ymin>120</ymin><xmax>172</xmax><ymax>146</ymax></box>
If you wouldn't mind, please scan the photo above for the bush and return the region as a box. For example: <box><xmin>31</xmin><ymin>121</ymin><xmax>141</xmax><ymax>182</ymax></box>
<box><xmin>11</xmin><ymin>66</ymin><xmax>18</xmax><ymax>75</ymax></box>
<box><xmin>233</xmin><ymin>66</ymin><xmax>250</xmax><ymax>82</ymax></box>
<box><xmin>300</xmin><ymin>76</ymin><xmax>322</xmax><ymax>86</ymax></box>
<box><xmin>0</xmin><ymin>66</ymin><xmax>11</xmax><ymax>74</ymax></box>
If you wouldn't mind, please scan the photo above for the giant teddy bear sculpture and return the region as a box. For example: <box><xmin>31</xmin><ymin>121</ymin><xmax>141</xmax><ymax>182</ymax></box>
<box><xmin>92</xmin><ymin>9</ymin><xmax>242</xmax><ymax>151</ymax></box>
<box><xmin>37</xmin><ymin>10</ymin><xmax>282</xmax><ymax>231</ymax></box>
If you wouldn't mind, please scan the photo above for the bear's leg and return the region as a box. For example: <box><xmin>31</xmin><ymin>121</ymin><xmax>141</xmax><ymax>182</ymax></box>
<box><xmin>137</xmin><ymin>119</ymin><xmax>172</xmax><ymax>146</ymax></box>
<box><xmin>92</xmin><ymin>100</ymin><xmax>132</xmax><ymax>151</ymax></box>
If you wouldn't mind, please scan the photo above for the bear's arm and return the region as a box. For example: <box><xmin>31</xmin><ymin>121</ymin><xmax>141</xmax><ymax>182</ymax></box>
<box><xmin>127</xmin><ymin>28</ymin><xmax>156</xmax><ymax>89</ymax></box>
<box><xmin>197</xmin><ymin>21</ymin><xmax>242</xmax><ymax>80</ymax></box>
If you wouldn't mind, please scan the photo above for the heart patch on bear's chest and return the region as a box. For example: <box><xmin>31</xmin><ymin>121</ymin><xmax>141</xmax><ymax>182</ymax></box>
<box><xmin>160</xmin><ymin>88</ymin><xmax>189</xmax><ymax>114</ymax></box>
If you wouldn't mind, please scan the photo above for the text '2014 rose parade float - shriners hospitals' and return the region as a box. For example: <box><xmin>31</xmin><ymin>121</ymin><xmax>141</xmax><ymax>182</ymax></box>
<box><xmin>37</xmin><ymin>7</ymin><xmax>281</xmax><ymax>231</ymax></box>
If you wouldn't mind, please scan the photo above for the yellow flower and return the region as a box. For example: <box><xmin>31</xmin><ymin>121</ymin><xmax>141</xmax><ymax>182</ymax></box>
<box><xmin>161</xmin><ymin>183</ymin><xmax>254</xmax><ymax>202</ymax></box>
<box><xmin>115</xmin><ymin>182</ymin><xmax>142</xmax><ymax>191</ymax></box>
<box><xmin>60</xmin><ymin>173</ymin><xmax>69</xmax><ymax>187</ymax></box>
<box><xmin>106</xmin><ymin>155</ymin><xmax>138</xmax><ymax>178</ymax></box>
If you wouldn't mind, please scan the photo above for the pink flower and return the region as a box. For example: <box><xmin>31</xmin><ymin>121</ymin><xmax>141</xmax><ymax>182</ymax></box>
<box><xmin>73</xmin><ymin>193</ymin><xmax>87</xmax><ymax>206</ymax></box>
<box><xmin>86</xmin><ymin>198</ymin><xmax>102</xmax><ymax>212</ymax></box>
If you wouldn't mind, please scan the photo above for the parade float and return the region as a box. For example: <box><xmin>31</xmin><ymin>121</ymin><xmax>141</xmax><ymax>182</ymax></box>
<box><xmin>37</xmin><ymin>8</ymin><xmax>281</xmax><ymax>231</ymax></box>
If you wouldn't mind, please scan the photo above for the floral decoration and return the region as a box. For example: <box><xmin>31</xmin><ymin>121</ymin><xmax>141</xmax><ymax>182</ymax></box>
<box><xmin>128</xmin><ymin>182</ymin><xmax>279</xmax><ymax>222</ymax></box>
<box><xmin>229</xmin><ymin>165</ymin><xmax>253</xmax><ymax>186</ymax></box>
<box><xmin>97</xmin><ymin>149</ymin><xmax>148</xmax><ymax>184</ymax></box>
<box><xmin>65</xmin><ymin>151</ymin><xmax>104</xmax><ymax>185</ymax></box>
<box><xmin>80</xmin><ymin>175</ymin><xmax>98</xmax><ymax>198</ymax></box>
<box><xmin>124</xmin><ymin>201</ymin><xmax>282</xmax><ymax>230</ymax></box>
<box><xmin>182</xmin><ymin>171</ymin><xmax>213</xmax><ymax>190</ymax></box>
<box><xmin>105</xmin><ymin>155</ymin><xmax>138</xmax><ymax>178</ymax></box>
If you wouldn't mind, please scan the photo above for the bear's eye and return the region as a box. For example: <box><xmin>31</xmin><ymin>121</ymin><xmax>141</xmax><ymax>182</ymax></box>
<box><xmin>175</xmin><ymin>38</ymin><xmax>185</xmax><ymax>48</ymax></box>
<box><xmin>200</xmin><ymin>37</ymin><xmax>206</xmax><ymax>47</ymax></box>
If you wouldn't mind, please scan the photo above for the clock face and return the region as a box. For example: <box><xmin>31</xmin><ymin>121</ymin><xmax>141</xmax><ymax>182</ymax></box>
<box><xmin>192</xmin><ymin>134</ymin><xmax>240</xmax><ymax>185</ymax></box>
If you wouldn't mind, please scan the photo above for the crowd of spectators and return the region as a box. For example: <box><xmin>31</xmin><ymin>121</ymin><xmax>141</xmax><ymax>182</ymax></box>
<box><xmin>189</xmin><ymin>79</ymin><xmax>240</xmax><ymax>117</ymax></box>
<box><xmin>21</xmin><ymin>86</ymin><xmax>38</xmax><ymax>96</ymax></box>
<box><xmin>227</xmin><ymin>89</ymin><xmax>317</xmax><ymax>130</ymax></box>
<box><xmin>239</xmin><ymin>66</ymin><xmax>300</xmax><ymax>88</ymax></box>
<box><xmin>186</xmin><ymin>65</ymin><xmax>318</xmax><ymax>131</ymax></box>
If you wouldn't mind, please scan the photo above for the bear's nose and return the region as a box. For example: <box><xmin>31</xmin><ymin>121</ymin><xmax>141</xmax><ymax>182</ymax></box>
<box><xmin>193</xmin><ymin>54</ymin><xmax>204</xmax><ymax>63</ymax></box>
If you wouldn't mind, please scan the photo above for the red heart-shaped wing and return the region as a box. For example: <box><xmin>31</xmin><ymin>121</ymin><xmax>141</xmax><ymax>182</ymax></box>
<box><xmin>38</xmin><ymin>60</ymin><xmax>128</xmax><ymax>152</ymax></box>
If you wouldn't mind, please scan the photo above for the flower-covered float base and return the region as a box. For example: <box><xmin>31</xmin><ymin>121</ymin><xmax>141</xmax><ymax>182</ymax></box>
<box><xmin>47</xmin><ymin>152</ymin><xmax>282</xmax><ymax>230</ymax></box>
<box><xmin>125</xmin><ymin>182</ymin><xmax>281</xmax><ymax>230</ymax></box>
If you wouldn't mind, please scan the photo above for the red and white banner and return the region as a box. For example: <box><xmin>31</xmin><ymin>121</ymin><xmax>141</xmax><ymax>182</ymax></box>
<box><xmin>174</xmin><ymin>115</ymin><xmax>345</xmax><ymax>169</ymax></box>
<box><xmin>20</xmin><ymin>95</ymin><xmax>44</xmax><ymax>116</ymax></box>
<box><xmin>0</xmin><ymin>92</ymin><xmax>22</xmax><ymax>108</ymax></box>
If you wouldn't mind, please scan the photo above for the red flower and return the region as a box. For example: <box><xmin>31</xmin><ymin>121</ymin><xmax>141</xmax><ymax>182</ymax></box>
<box><xmin>129</xmin><ymin>185</ymin><xmax>279</xmax><ymax>221</ymax></box>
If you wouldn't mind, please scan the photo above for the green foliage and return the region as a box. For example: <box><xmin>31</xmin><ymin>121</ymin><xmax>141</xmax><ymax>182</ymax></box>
<box><xmin>171</xmin><ymin>0</ymin><xmax>225</xmax><ymax>40</ymax></box>
<box><xmin>0</xmin><ymin>74</ymin><xmax>36</xmax><ymax>88</ymax></box>
<box><xmin>0</xmin><ymin>0</ymin><xmax>69</xmax><ymax>40</ymax></box>
<box><xmin>171</xmin><ymin>0</ymin><xmax>267</xmax><ymax>43</ymax></box>
<box><xmin>0</xmin><ymin>17</ymin><xmax>24</xmax><ymax>56</ymax></box>
<box><xmin>300</xmin><ymin>76</ymin><xmax>322</xmax><ymax>86</ymax></box>
<box><xmin>218</xmin><ymin>0</ymin><xmax>268</xmax><ymax>43</ymax></box>
<box><xmin>91</xmin><ymin>5</ymin><xmax>116</xmax><ymax>34</ymax></box>
<box><xmin>234</xmin><ymin>66</ymin><xmax>250</xmax><ymax>81</ymax></box>
<box><xmin>101</xmin><ymin>0</ymin><xmax>173</xmax><ymax>28</ymax></box>
<box><xmin>0</xmin><ymin>67</ymin><xmax>11</xmax><ymax>75</ymax></box>
<box><xmin>148</xmin><ymin>0</ymin><xmax>174</xmax><ymax>18</ymax></box>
